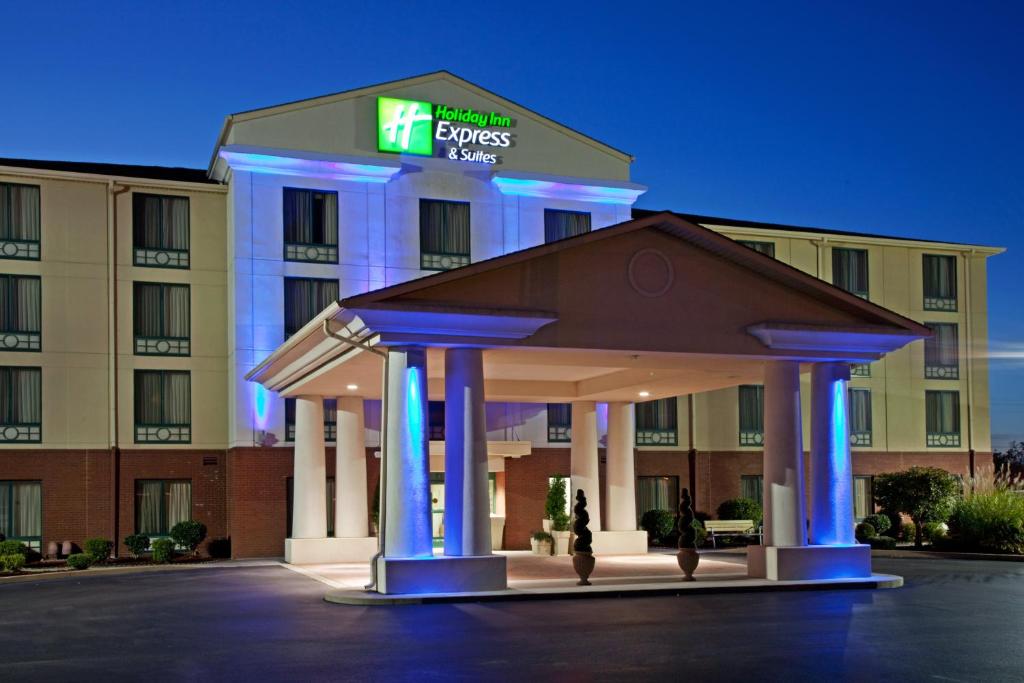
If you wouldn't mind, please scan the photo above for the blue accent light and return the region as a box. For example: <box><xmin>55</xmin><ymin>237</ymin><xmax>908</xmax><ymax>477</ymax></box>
<box><xmin>251</xmin><ymin>384</ymin><xmax>271</xmax><ymax>430</ymax></box>
<box><xmin>404</xmin><ymin>363</ymin><xmax>434</xmax><ymax>559</ymax></box>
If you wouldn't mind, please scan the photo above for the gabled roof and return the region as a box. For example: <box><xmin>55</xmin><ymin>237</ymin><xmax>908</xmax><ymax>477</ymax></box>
<box><xmin>208</xmin><ymin>70</ymin><xmax>633</xmax><ymax>174</ymax></box>
<box><xmin>0</xmin><ymin>157</ymin><xmax>218</xmax><ymax>185</ymax></box>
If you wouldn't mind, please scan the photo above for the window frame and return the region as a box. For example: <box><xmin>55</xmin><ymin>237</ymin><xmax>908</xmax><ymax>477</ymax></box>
<box><xmin>132</xmin><ymin>281</ymin><xmax>191</xmax><ymax>356</ymax></box>
<box><xmin>543</xmin><ymin>209</ymin><xmax>592</xmax><ymax>243</ymax></box>
<box><xmin>922</xmin><ymin>254</ymin><xmax>958</xmax><ymax>312</ymax></box>
<box><xmin>284</xmin><ymin>397</ymin><xmax>338</xmax><ymax>442</ymax></box>
<box><xmin>132</xmin><ymin>192</ymin><xmax>190</xmax><ymax>269</ymax></box>
<box><xmin>134</xmin><ymin>479</ymin><xmax>192</xmax><ymax>538</ymax></box>
<box><xmin>0</xmin><ymin>181</ymin><xmax>41</xmax><ymax>261</ymax></box>
<box><xmin>635</xmin><ymin>397</ymin><xmax>678</xmax><ymax>446</ymax></box>
<box><xmin>740</xmin><ymin>474</ymin><xmax>764</xmax><ymax>507</ymax></box>
<box><xmin>546</xmin><ymin>403</ymin><xmax>572</xmax><ymax>443</ymax></box>
<box><xmin>419</xmin><ymin>198</ymin><xmax>471</xmax><ymax>271</ymax></box>
<box><xmin>737</xmin><ymin>240</ymin><xmax>775</xmax><ymax>258</ymax></box>
<box><xmin>0</xmin><ymin>366</ymin><xmax>41</xmax><ymax>443</ymax></box>
<box><xmin>853</xmin><ymin>475</ymin><xmax>874</xmax><ymax>522</ymax></box>
<box><xmin>0</xmin><ymin>480</ymin><xmax>42</xmax><ymax>549</ymax></box>
<box><xmin>0</xmin><ymin>274</ymin><xmax>41</xmax><ymax>351</ymax></box>
<box><xmin>282</xmin><ymin>187</ymin><xmax>340</xmax><ymax>264</ymax></box>
<box><xmin>283</xmin><ymin>276</ymin><xmax>340</xmax><ymax>338</ymax></box>
<box><xmin>832</xmin><ymin>247</ymin><xmax>870</xmax><ymax>298</ymax></box>
<box><xmin>924</xmin><ymin>322</ymin><xmax>959</xmax><ymax>380</ymax></box>
<box><xmin>848</xmin><ymin>387</ymin><xmax>873</xmax><ymax>447</ymax></box>
<box><xmin>925</xmin><ymin>390</ymin><xmax>961</xmax><ymax>448</ymax></box>
<box><xmin>738</xmin><ymin>384</ymin><xmax>765</xmax><ymax>447</ymax></box>
<box><xmin>133</xmin><ymin>369</ymin><xmax>191</xmax><ymax>444</ymax></box>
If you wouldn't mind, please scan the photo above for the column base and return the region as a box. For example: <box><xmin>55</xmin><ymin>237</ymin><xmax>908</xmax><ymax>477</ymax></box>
<box><xmin>285</xmin><ymin>537</ymin><xmax>379</xmax><ymax>564</ymax></box>
<box><xmin>590</xmin><ymin>530</ymin><xmax>649</xmax><ymax>555</ymax></box>
<box><xmin>375</xmin><ymin>554</ymin><xmax>508</xmax><ymax>595</ymax></box>
<box><xmin>747</xmin><ymin>544</ymin><xmax>871</xmax><ymax>581</ymax></box>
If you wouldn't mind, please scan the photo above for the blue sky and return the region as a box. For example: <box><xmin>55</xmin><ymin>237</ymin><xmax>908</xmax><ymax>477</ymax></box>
<box><xmin>2</xmin><ymin>1</ymin><xmax>1021</xmax><ymax>448</ymax></box>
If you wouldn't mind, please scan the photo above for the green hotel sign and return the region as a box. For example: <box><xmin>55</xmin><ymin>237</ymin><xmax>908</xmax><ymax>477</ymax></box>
<box><xmin>376</xmin><ymin>96</ymin><xmax>514</xmax><ymax>164</ymax></box>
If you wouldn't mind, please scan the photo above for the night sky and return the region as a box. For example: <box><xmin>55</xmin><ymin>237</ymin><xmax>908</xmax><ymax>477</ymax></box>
<box><xmin>2</xmin><ymin>2</ymin><xmax>1020</xmax><ymax>446</ymax></box>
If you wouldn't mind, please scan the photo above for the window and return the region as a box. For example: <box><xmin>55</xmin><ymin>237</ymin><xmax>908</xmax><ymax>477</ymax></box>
<box><xmin>0</xmin><ymin>367</ymin><xmax>41</xmax><ymax>443</ymax></box>
<box><xmin>924</xmin><ymin>323</ymin><xmax>959</xmax><ymax>379</ymax></box>
<box><xmin>926</xmin><ymin>390</ymin><xmax>960</xmax><ymax>447</ymax></box>
<box><xmin>286</xmin><ymin>478</ymin><xmax>335</xmax><ymax>537</ymax></box>
<box><xmin>284</xmin><ymin>398</ymin><xmax>337</xmax><ymax>442</ymax></box>
<box><xmin>133</xmin><ymin>282</ymin><xmax>189</xmax><ymax>356</ymax></box>
<box><xmin>283</xmin><ymin>188</ymin><xmax>338</xmax><ymax>263</ymax></box>
<box><xmin>428</xmin><ymin>401</ymin><xmax>445</xmax><ymax>441</ymax></box>
<box><xmin>135</xmin><ymin>480</ymin><xmax>191</xmax><ymax>537</ymax></box>
<box><xmin>849</xmin><ymin>388</ymin><xmax>872</xmax><ymax>447</ymax></box>
<box><xmin>853</xmin><ymin>476</ymin><xmax>873</xmax><ymax>521</ymax></box>
<box><xmin>420</xmin><ymin>199</ymin><xmax>470</xmax><ymax>270</ymax></box>
<box><xmin>923</xmin><ymin>254</ymin><xmax>957</xmax><ymax>311</ymax></box>
<box><xmin>134</xmin><ymin>370</ymin><xmax>190</xmax><ymax>443</ymax></box>
<box><xmin>133</xmin><ymin>193</ymin><xmax>189</xmax><ymax>268</ymax></box>
<box><xmin>0</xmin><ymin>275</ymin><xmax>40</xmax><ymax>351</ymax></box>
<box><xmin>0</xmin><ymin>481</ymin><xmax>42</xmax><ymax>549</ymax></box>
<box><xmin>0</xmin><ymin>182</ymin><xmax>40</xmax><ymax>260</ymax></box>
<box><xmin>832</xmin><ymin>248</ymin><xmax>869</xmax><ymax>298</ymax></box>
<box><xmin>547</xmin><ymin>403</ymin><xmax>571</xmax><ymax>443</ymax></box>
<box><xmin>738</xmin><ymin>240</ymin><xmax>775</xmax><ymax>258</ymax></box>
<box><xmin>738</xmin><ymin>385</ymin><xmax>764</xmax><ymax>446</ymax></box>
<box><xmin>283</xmin><ymin>277</ymin><xmax>339</xmax><ymax>337</ymax></box>
<box><xmin>740</xmin><ymin>475</ymin><xmax>763</xmax><ymax>507</ymax></box>
<box><xmin>636</xmin><ymin>476</ymin><xmax>679</xmax><ymax>523</ymax></box>
<box><xmin>635</xmin><ymin>397</ymin><xmax>678</xmax><ymax>446</ymax></box>
<box><xmin>544</xmin><ymin>209</ymin><xmax>591</xmax><ymax>243</ymax></box>
<box><xmin>850</xmin><ymin>363</ymin><xmax>871</xmax><ymax>378</ymax></box>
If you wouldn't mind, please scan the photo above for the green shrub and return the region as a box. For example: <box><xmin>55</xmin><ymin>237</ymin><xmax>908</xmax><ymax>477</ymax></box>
<box><xmin>691</xmin><ymin>519</ymin><xmax>708</xmax><ymax>547</ymax></box>
<box><xmin>901</xmin><ymin>523</ymin><xmax>917</xmax><ymax>543</ymax></box>
<box><xmin>124</xmin><ymin>534</ymin><xmax>150</xmax><ymax>559</ymax></box>
<box><xmin>545</xmin><ymin>476</ymin><xmax>571</xmax><ymax>531</ymax></box>
<box><xmin>66</xmin><ymin>553</ymin><xmax>92</xmax><ymax>570</ymax></box>
<box><xmin>874</xmin><ymin>467</ymin><xmax>959</xmax><ymax>547</ymax></box>
<box><xmin>0</xmin><ymin>553</ymin><xmax>25</xmax><ymax>572</ymax></box>
<box><xmin>923</xmin><ymin>522</ymin><xmax>947</xmax><ymax>543</ymax></box>
<box><xmin>716</xmin><ymin>497</ymin><xmax>763</xmax><ymax>524</ymax></box>
<box><xmin>868</xmin><ymin>536</ymin><xmax>897</xmax><ymax>550</ymax></box>
<box><xmin>862</xmin><ymin>514</ymin><xmax>891</xmax><ymax>535</ymax></box>
<box><xmin>0</xmin><ymin>540</ymin><xmax>28</xmax><ymax>558</ymax></box>
<box><xmin>946</xmin><ymin>488</ymin><xmax>1024</xmax><ymax>554</ymax></box>
<box><xmin>83</xmin><ymin>538</ymin><xmax>113</xmax><ymax>562</ymax></box>
<box><xmin>151</xmin><ymin>538</ymin><xmax>175</xmax><ymax>564</ymax></box>
<box><xmin>855</xmin><ymin>522</ymin><xmax>877</xmax><ymax>543</ymax></box>
<box><xmin>640</xmin><ymin>509</ymin><xmax>677</xmax><ymax>544</ymax></box>
<box><xmin>169</xmin><ymin>520</ymin><xmax>207</xmax><ymax>555</ymax></box>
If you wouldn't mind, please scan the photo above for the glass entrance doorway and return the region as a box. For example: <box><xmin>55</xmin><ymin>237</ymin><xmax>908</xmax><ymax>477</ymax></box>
<box><xmin>429</xmin><ymin>472</ymin><xmax>499</xmax><ymax>549</ymax></box>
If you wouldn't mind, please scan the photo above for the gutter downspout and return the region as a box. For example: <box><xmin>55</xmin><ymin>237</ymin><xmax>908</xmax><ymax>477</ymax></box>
<box><xmin>687</xmin><ymin>395</ymin><xmax>697</xmax><ymax>510</ymax></box>
<box><xmin>964</xmin><ymin>250</ymin><xmax>976</xmax><ymax>479</ymax></box>
<box><xmin>108</xmin><ymin>182</ymin><xmax>130</xmax><ymax>557</ymax></box>
<box><xmin>319</xmin><ymin>321</ymin><xmax>389</xmax><ymax>592</ymax></box>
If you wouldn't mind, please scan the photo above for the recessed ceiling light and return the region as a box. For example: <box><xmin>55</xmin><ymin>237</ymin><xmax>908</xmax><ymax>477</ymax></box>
<box><xmin>346</xmin><ymin>384</ymin><xmax>358</xmax><ymax>391</ymax></box>
<box><xmin>638</xmin><ymin>391</ymin><xmax>650</xmax><ymax>398</ymax></box>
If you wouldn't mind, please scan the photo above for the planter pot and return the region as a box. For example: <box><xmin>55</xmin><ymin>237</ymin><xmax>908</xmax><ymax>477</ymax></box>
<box><xmin>552</xmin><ymin>530</ymin><xmax>571</xmax><ymax>556</ymax></box>
<box><xmin>677</xmin><ymin>548</ymin><xmax>700</xmax><ymax>581</ymax></box>
<box><xmin>46</xmin><ymin>541</ymin><xmax>59</xmax><ymax>560</ymax></box>
<box><xmin>573</xmin><ymin>551</ymin><xmax>595</xmax><ymax>585</ymax></box>
<box><xmin>61</xmin><ymin>540</ymin><xmax>73</xmax><ymax>557</ymax></box>
<box><xmin>530</xmin><ymin>538</ymin><xmax>552</xmax><ymax>556</ymax></box>
<box><xmin>542</xmin><ymin>519</ymin><xmax>553</xmax><ymax>533</ymax></box>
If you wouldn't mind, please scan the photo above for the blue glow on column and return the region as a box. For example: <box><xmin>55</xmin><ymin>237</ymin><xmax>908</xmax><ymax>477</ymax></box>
<box><xmin>404</xmin><ymin>362</ymin><xmax>434</xmax><ymax>558</ymax></box>
<box><xmin>251</xmin><ymin>384</ymin><xmax>271</xmax><ymax>430</ymax></box>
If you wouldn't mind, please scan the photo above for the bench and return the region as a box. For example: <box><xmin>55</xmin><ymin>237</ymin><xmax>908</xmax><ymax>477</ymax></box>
<box><xmin>704</xmin><ymin>520</ymin><xmax>762</xmax><ymax>548</ymax></box>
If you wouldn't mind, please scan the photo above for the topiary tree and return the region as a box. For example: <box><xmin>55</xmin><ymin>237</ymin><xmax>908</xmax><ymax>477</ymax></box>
<box><xmin>874</xmin><ymin>466</ymin><xmax>960</xmax><ymax>548</ymax></box>
<box><xmin>545</xmin><ymin>476</ymin><xmax>571</xmax><ymax>531</ymax></box>
<box><xmin>169</xmin><ymin>520</ymin><xmax>207</xmax><ymax>557</ymax></box>
<box><xmin>716</xmin><ymin>497</ymin><xmax>763</xmax><ymax>524</ymax></box>
<box><xmin>573</xmin><ymin>489</ymin><xmax>592</xmax><ymax>554</ymax></box>
<box><xmin>677</xmin><ymin>488</ymin><xmax>696</xmax><ymax>550</ymax></box>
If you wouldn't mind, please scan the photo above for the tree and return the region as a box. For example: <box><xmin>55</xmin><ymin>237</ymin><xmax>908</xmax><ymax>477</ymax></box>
<box><xmin>873</xmin><ymin>467</ymin><xmax>960</xmax><ymax>547</ymax></box>
<box><xmin>545</xmin><ymin>476</ymin><xmax>570</xmax><ymax>531</ymax></box>
<box><xmin>994</xmin><ymin>442</ymin><xmax>1024</xmax><ymax>471</ymax></box>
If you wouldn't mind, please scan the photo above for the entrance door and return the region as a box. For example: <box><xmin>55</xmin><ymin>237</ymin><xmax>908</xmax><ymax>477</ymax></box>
<box><xmin>430</xmin><ymin>473</ymin><xmax>445</xmax><ymax>548</ymax></box>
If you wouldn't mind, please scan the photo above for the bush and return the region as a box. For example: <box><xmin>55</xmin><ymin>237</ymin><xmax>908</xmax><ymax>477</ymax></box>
<box><xmin>874</xmin><ymin>467</ymin><xmax>960</xmax><ymax>547</ymax></box>
<box><xmin>169</xmin><ymin>520</ymin><xmax>207</xmax><ymax>555</ymax></box>
<box><xmin>207</xmin><ymin>537</ymin><xmax>231</xmax><ymax>559</ymax></box>
<box><xmin>923</xmin><ymin>522</ymin><xmax>948</xmax><ymax>543</ymax></box>
<box><xmin>640</xmin><ymin>509</ymin><xmax>677</xmax><ymax>545</ymax></box>
<box><xmin>124</xmin><ymin>534</ymin><xmax>150</xmax><ymax>559</ymax></box>
<box><xmin>855</xmin><ymin>522</ymin><xmax>877</xmax><ymax>543</ymax></box>
<box><xmin>83</xmin><ymin>538</ymin><xmax>113</xmax><ymax>562</ymax></box>
<box><xmin>151</xmin><ymin>538</ymin><xmax>175</xmax><ymax>564</ymax></box>
<box><xmin>0</xmin><ymin>540</ymin><xmax>28</xmax><ymax>558</ymax></box>
<box><xmin>0</xmin><ymin>553</ymin><xmax>25</xmax><ymax>572</ymax></box>
<box><xmin>66</xmin><ymin>553</ymin><xmax>92</xmax><ymax>570</ymax></box>
<box><xmin>716</xmin><ymin>497</ymin><xmax>763</xmax><ymax>524</ymax></box>
<box><xmin>945</xmin><ymin>488</ymin><xmax>1024</xmax><ymax>554</ymax></box>
<box><xmin>862</xmin><ymin>514</ymin><xmax>891</xmax><ymax>535</ymax></box>
<box><xmin>901</xmin><ymin>523</ymin><xmax>917</xmax><ymax>543</ymax></box>
<box><xmin>868</xmin><ymin>536</ymin><xmax>897</xmax><ymax>550</ymax></box>
<box><xmin>544</xmin><ymin>477</ymin><xmax>570</xmax><ymax>531</ymax></box>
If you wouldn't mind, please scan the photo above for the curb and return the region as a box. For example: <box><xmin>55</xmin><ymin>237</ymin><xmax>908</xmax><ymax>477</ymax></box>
<box><xmin>871</xmin><ymin>549</ymin><xmax>1024</xmax><ymax>562</ymax></box>
<box><xmin>324</xmin><ymin>574</ymin><xmax>903</xmax><ymax>606</ymax></box>
<box><xmin>0</xmin><ymin>559</ymin><xmax>283</xmax><ymax>585</ymax></box>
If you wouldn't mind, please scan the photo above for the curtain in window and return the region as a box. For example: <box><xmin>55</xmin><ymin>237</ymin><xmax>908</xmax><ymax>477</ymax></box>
<box><xmin>547</xmin><ymin>403</ymin><xmax>571</xmax><ymax>426</ymax></box>
<box><xmin>284</xmin><ymin>278</ymin><xmax>339</xmax><ymax>336</ymax></box>
<box><xmin>133</xmin><ymin>283</ymin><xmax>162</xmax><ymax>337</ymax></box>
<box><xmin>133</xmin><ymin>194</ymin><xmax>189</xmax><ymax>250</ymax></box>
<box><xmin>323</xmin><ymin>399</ymin><xmax>337</xmax><ymax>424</ymax></box>
<box><xmin>163</xmin><ymin>372</ymin><xmax>190</xmax><ymax>425</ymax></box>
<box><xmin>636</xmin><ymin>477</ymin><xmax>678</xmax><ymax>517</ymax></box>
<box><xmin>0</xmin><ymin>368</ymin><xmax>41</xmax><ymax>424</ymax></box>
<box><xmin>137</xmin><ymin>481</ymin><xmax>163</xmax><ymax>535</ymax></box>
<box><xmin>326</xmin><ymin>478</ymin><xmax>335</xmax><ymax>537</ymax></box>
<box><xmin>926</xmin><ymin>391</ymin><xmax>960</xmax><ymax>433</ymax></box>
<box><xmin>284</xmin><ymin>189</ymin><xmax>338</xmax><ymax>246</ymax></box>
<box><xmin>0</xmin><ymin>276</ymin><xmax>40</xmax><ymax>332</ymax></box>
<box><xmin>167</xmin><ymin>481</ymin><xmax>191</xmax><ymax>529</ymax></box>
<box><xmin>544</xmin><ymin>209</ymin><xmax>591</xmax><ymax>243</ymax></box>
<box><xmin>738</xmin><ymin>385</ymin><xmax>764</xmax><ymax>432</ymax></box>
<box><xmin>420</xmin><ymin>200</ymin><xmax>470</xmax><ymax>256</ymax></box>
<box><xmin>849</xmin><ymin>389</ymin><xmax>872</xmax><ymax>432</ymax></box>
<box><xmin>135</xmin><ymin>371</ymin><xmax>163</xmax><ymax>424</ymax></box>
<box><xmin>135</xmin><ymin>371</ymin><xmax>189</xmax><ymax>424</ymax></box>
<box><xmin>925</xmin><ymin>323</ymin><xmax>958</xmax><ymax>366</ymax></box>
<box><xmin>0</xmin><ymin>183</ymin><xmax>41</xmax><ymax>241</ymax></box>
<box><xmin>853</xmin><ymin>477</ymin><xmax>873</xmax><ymax>520</ymax></box>
<box><xmin>10</xmin><ymin>482</ymin><xmax>41</xmax><ymax>538</ymax></box>
<box><xmin>832</xmin><ymin>248</ymin><xmax>869</xmax><ymax>295</ymax></box>
<box><xmin>738</xmin><ymin>241</ymin><xmax>775</xmax><ymax>257</ymax></box>
<box><xmin>740</xmin><ymin>476</ymin><xmax>763</xmax><ymax>506</ymax></box>
<box><xmin>635</xmin><ymin>398</ymin><xmax>677</xmax><ymax>431</ymax></box>
<box><xmin>923</xmin><ymin>255</ymin><xmax>956</xmax><ymax>299</ymax></box>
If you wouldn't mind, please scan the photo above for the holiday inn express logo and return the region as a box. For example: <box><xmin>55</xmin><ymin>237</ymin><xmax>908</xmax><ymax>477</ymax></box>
<box><xmin>376</xmin><ymin>96</ymin><xmax>514</xmax><ymax>163</ymax></box>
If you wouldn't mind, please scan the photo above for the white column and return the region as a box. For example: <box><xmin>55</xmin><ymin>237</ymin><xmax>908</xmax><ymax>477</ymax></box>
<box><xmin>762</xmin><ymin>362</ymin><xmax>807</xmax><ymax>547</ymax></box>
<box><xmin>443</xmin><ymin>347</ymin><xmax>491</xmax><ymax>556</ymax></box>
<box><xmin>809</xmin><ymin>363</ymin><xmax>855</xmax><ymax>545</ymax></box>
<box><xmin>383</xmin><ymin>347</ymin><xmax>433</xmax><ymax>558</ymax></box>
<box><xmin>570</xmin><ymin>401</ymin><xmax>602</xmax><ymax>531</ymax></box>
<box><xmin>292</xmin><ymin>396</ymin><xmax>327</xmax><ymax>539</ymax></box>
<box><xmin>605</xmin><ymin>402</ymin><xmax>637</xmax><ymax>531</ymax></box>
<box><xmin>335</xmin><ymin>396</ymin><xmax>369</xmax><ymax>538</ymax></box>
